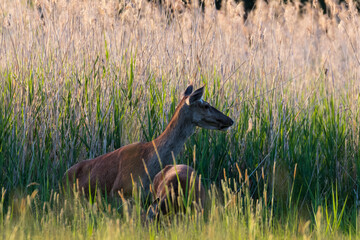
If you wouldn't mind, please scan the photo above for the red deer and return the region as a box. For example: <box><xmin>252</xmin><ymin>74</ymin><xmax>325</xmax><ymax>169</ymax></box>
<box><xmin>147</xmin><ymin>164</ymin><xmax>205</xmax><ymax>218</ymax></box>
<box><xmin>63</xmin><ymin>85</ymin><xmax>233</xmax><ymax>198</ymax></box>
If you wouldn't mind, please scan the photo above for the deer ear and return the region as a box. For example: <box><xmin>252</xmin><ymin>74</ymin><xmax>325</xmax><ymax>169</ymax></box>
<box><xmin>184</xmin><ymin>85</ymin><xmax>193</xmax><ymax>97</ymax></box>
<box><xmin>188</xmin><ymin>86</ymin><xmax>204</xmax><ymax>104</ymax></box>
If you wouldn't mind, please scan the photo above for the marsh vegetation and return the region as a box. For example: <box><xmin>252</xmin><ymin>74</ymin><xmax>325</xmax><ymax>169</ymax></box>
<box><xmin>0</xmin><ymin>0</ymin><xmax>359</xmax><ymax>238</ymax></box>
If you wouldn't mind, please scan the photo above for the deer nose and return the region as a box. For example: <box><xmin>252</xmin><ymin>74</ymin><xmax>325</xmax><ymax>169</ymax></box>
<box><xmin>226</xmin><ymin>117</ymin><xmax>234</xmax><ymax>126</ymax></box>
<box><xmin>229</xmin><ymin>119</ymin><xmax>234</xmax><ymax>126</ymax></box>
<box><xmin>219</xmin><ymin>117</ymin><xmax>234</xmax><ymax>131</ymax></box>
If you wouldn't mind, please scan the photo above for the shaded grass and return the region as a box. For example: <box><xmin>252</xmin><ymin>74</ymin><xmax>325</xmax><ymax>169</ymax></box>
<box><xmin>0</xmin><ymin>60</ymin><xmax>358</xmax><ymax>233</ymax></box>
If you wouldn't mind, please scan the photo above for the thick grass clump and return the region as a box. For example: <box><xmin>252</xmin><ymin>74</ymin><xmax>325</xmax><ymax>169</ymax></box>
<box><xmin>0</xmin><ymin>0</ymin><xmax>360</xmax><ymax>238</ymax></box>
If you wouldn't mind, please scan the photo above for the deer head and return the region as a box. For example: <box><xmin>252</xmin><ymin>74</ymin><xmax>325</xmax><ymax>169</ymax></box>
<box><xmin>182</xmin><ymin>85</ymin><xmax>234</xmax><ymax>131</ymax></box>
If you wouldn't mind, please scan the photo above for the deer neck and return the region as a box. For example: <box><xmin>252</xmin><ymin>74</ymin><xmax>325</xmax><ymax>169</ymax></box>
<box><xmin>152</xmin><ymin>107</ymin><xmax>194</xmax><ymax>165</ymax></box>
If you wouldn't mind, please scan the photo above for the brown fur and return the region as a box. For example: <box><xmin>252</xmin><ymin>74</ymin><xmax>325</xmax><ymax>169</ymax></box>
<box><xmin>63</xmin><ymin>142</ymin><xmax>153</xmax><ymax>196</ymax></box>
<box><xmin>63</xmin><ymin>85</ymin><xmax>233</xmax><ymax>198</ymax></box>
<box><xmin>149</xmin><ymin>165</ymin><xmax>206</xmax><ymax>217</ymax></box>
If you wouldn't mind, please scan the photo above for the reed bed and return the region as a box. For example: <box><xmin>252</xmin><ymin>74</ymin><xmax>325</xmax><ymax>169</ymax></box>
<box><xmin>0</xmin><ymin>0</ymin><xmax>359</xmax><ymax>238</ymax></box>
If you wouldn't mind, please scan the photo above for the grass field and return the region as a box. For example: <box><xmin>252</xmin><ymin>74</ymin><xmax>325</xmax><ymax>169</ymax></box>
<box><xmin>1</xmin><ymin>0</ymin><xmax>360</xmax><ymax>238</ymax></box>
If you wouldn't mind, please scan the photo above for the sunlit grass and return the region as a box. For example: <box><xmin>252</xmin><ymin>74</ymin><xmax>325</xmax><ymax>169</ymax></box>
<box><xmin>1</xmin><ymin>0</ymin><xmax>360</xmax><ymax>238</ymax></box>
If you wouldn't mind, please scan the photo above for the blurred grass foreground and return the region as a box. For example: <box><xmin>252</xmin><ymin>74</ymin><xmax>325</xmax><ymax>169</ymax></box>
<box><xmin>1</xmin><ymin>0</ymin><xmax>360</xmax><ymax>238</ymax></box>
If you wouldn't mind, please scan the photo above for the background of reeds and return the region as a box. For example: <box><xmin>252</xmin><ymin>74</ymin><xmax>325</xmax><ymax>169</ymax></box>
<box><xmin>0</xmin><ymin>0</ymin><xmax>359</xmax><ymax>238</ymax></box>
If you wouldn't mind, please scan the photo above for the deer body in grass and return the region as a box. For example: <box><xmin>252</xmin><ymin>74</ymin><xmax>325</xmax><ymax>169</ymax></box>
<box><xmin>63</xmin><ymin>85</ymin><xmax>233</xmax><ymax>198</ymax></box>
<box><xmin>147</xmin><ymin>164</ymin><xmax>205</xmax><ymax>218</ymax></box>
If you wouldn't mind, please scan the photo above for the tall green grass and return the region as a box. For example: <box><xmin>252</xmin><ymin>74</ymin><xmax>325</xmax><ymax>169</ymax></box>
<box><xmin>1</xmin><ymin>0</ymin><xmax>360</xmax><ymax>238</ymax></box>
